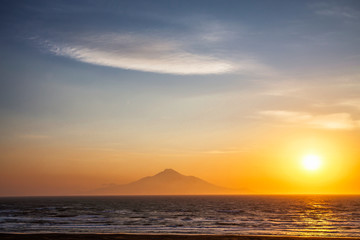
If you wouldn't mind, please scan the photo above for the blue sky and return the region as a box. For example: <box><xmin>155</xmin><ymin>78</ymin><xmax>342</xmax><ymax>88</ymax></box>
<box><xmin>1</xmin><ymin>0</ymin><xmax>360</xmax><ymax>195</ymax></box>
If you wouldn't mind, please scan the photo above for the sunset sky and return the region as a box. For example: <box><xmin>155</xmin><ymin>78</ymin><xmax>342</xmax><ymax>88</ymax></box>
<box><xmin>1</xmin><ymin>0</ymin><xmax>360</xmax><ymax>196</ymax></box>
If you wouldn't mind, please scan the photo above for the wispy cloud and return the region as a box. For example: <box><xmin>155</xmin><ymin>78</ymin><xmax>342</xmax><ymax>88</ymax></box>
<box><xmin>260</xmin><ymin>110</ymin><xmax>360</xmax><ymax>130</ymax></box>
<box><xmin>312</xmin><ymin>2</ymin><xmax>359</xmax><ymax>19</ymax></box>
<box><xmin>40</xmin><ymin>32</ymin><xmax>270</xmax><ymax>76</ymax></box>
<box><xmin>19</xmin><ymin>134</ymin><xmax>50</xmax><ymax>139</ymax></box>
<box><xmin>337</xmin><ymin>98</ymin><xmax>360</xmax><ymax>110</ymax></box>
<box><xmin>201</xmin><ymin>149</ymin><xmax>247</xmax><ymax>154</ymax></box>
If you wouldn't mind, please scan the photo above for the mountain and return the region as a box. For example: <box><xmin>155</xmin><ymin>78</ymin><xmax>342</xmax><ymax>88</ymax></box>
<box><xmin>89</xmin><ymin>169</ymin><xmax>245</xmax><ymax>195</ymax></box>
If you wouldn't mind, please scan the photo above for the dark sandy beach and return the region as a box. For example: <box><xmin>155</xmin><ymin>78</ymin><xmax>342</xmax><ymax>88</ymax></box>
<box><xmin>1</xmin><ymin>234</ymin><xmax>360</xmax><ymax>240</ymax></box>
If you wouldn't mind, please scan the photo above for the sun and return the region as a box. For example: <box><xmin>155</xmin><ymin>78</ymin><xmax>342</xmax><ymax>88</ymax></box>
<box><xmin>302</xmin><ymin>154</ymin><xmax>322</xmax><ymax>171</ymax></box>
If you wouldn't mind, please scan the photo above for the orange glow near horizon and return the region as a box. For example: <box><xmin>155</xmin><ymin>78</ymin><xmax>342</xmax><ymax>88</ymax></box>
<box><xmin>0</xmin><ymin>127</ymin><xmax>360</xmax><ymax>196</ymax></box>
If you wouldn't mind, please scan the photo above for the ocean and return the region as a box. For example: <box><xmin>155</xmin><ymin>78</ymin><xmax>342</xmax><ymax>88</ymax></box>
<box><xmin>0</xmin><ymin>195</ymin><xmax>360</xmax><ymax>237</ymax></box>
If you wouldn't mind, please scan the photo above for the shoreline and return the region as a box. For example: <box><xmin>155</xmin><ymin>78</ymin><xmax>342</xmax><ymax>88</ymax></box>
<box><xmin>1</xmin><ymin>233</ymin><xmax>360</xmax><ymax>240</ymax></box>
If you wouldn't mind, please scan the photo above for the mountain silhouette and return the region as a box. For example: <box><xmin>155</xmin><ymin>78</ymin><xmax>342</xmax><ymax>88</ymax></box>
<box><xmin>90</xmin><ymin>169</ymin><xmax>245</xmax><ymax>195</ymax></box>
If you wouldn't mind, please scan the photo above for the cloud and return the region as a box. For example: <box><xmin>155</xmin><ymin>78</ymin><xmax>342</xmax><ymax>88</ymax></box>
<box><xmin>337</xmin><ymin>99</ymin><xmax>360</xmax><ymax>110</ymax></box>
<box><xmin>312</xmin><ymin>2</ymin><xmax>359</xmax><ymax>19</ymax></box>
<box><xmin>41</xmin><ymin>32</ymin><xmax>269</xmax><ymax>75</ymax></box>
<box><xmin>19</xmin><ymin>134</ymin><xmax>50</xmax><ymax>139</ymax></box>
<box><xmin>201</xmin><ymin>149</ymin><xmax>245</xmax><ymax>154</ymax></box>
<box><xmin>260</xmin><ymin>111</ymin><xmax>360</xmax><ymax>130</ymax></box>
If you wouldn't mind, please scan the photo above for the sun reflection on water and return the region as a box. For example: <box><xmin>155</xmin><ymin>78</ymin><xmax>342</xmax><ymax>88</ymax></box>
<box><xmin>297</xmin><ymin>197</ymin><xmax>340</xmax><ymax>236</ymax></box>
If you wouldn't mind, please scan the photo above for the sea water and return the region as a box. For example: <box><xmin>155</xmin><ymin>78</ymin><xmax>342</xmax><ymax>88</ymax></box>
<box><xmin>1</xmin><ymin>195</ymin><xmax>360</xmax><ymax>237</ymax></box>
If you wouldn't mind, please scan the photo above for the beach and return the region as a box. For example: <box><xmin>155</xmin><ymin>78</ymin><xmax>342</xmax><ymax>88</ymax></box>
<box><xmin>1</xmin><ymin>234</ymin><xmax>360</xmax><ymax>240</ymax></box>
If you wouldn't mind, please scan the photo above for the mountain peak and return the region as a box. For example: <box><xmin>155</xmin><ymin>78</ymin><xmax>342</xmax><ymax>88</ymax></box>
<box><xmin>154</xmin><ymin>168</ymin><xmax>183</xmax><ymax>178</ymax></box>
<box><xmin>90</xmin><ymin>168</ymin><xmax>247</xmax><ymax>195</ymax></box>
<box><xmin>160</xmin><ymin>168</ymin><xmax>180</xmax><ymax>174</ymax></box>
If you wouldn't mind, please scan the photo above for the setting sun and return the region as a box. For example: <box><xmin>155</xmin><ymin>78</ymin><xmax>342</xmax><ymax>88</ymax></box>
<box><xmin>302</xmin><ymin>154</ymin><xmax>322</xmax><ymax>171</ymax></box>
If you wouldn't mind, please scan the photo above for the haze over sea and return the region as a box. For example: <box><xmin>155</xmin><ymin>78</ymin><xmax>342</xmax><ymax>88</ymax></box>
<box><xmin>1</xmin><ymin>195</ymin><xmax>360</xmax><ymax>237</ymax></box>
